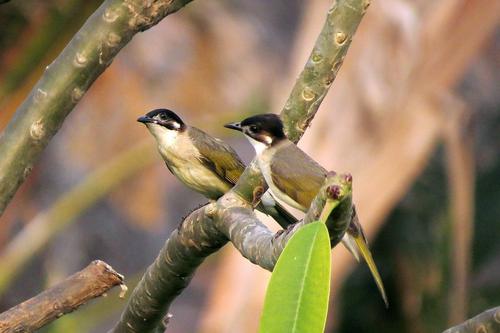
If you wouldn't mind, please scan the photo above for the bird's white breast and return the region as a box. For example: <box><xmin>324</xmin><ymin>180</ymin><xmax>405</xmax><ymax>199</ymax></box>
<box><xmin>255</xmin><ymin>144</ymin><xmax>305</xmax><ymax>211</ymax></box>
<box><xmin>147</xmin><ymin>124</ymin><xmax>230</xmax><ymax>199</ymax></box>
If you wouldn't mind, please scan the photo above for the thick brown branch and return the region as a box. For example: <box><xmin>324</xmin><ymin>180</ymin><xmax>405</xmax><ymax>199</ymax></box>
<box><xmin>111</xmin><ymin>173</ymin><xmax>352</xmax><ymax>332</ymax></box>
<box><xmin>0</xmin><ymin>260</ymin><xmax>124</xmax><ymax>333</ymax></box>
<box><xmin>110</xmin><ymin>208</ymin><xmax>227</xmax><ymax>333</ymax></box>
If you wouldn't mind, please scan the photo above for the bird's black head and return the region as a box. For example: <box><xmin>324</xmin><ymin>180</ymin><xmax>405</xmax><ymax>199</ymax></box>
<box><xmin>224</xmin><ymin>113</ymin><xmax>286</xmax><ymax>146</ymax></box>
<box><xmin>137</xmin><ymin>108</ymin><xmax>185</xmax><ymax>131</ymax></box>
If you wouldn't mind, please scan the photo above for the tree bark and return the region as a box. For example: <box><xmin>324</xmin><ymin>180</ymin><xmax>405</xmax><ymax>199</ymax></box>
<box><xmin>0</xmin><ymin>260</ymin><xmax>124</xmax><ymax>333</ymax></box>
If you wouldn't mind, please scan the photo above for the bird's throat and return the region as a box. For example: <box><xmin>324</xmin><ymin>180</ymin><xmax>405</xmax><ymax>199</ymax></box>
<box><xmin>246</xmin><ymin>136</ymin><xmax>268</xmax><ymax>155</ymax></box>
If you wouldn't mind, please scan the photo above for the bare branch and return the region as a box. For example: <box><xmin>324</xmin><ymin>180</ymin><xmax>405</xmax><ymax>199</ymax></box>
<box><xmin>0</xmin><ymin>0</ymin><xmax>194</xmax><ymax>217</ymax></box>
<box><xmin>280</xmin><ymin>0</ymin><xmax>368</xmax><ymax>143</ymax></box>
<box><xmin>112</xmin><ymin>0</ymin><xmax>368</xmax><ymax>331</ymax></box>
<box><xmin>442</xmin><ymin>306</ymin><xmax>500</xmax><ymax>333</ymax></box>
<box><xmin>110</xmin><ymin>208</ymin><xmax>228</xmax><ymax>333</ymax></box>
<box><xmin>0</xmin><ymin>260</ymin><xmax>124</xmax><ymax>333</ymax></box>
<box><xmin>111</xmin><ymin>172</ymin><xmax>352</xmax><ymax>332</ymax></box>
<box><xmin>214</xmin><ymin>173</ymin><xmax>353</xmax><ymax>270</ymax></box>
<box><xmin>232</xmin><ymin>0</ymin><xmax>368</xmax><ymax>202</ymax></box>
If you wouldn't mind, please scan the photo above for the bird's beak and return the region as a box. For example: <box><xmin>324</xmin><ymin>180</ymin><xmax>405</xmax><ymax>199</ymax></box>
<box><xmin>224</xmin><ymin>122</ymin><xmax>242</xmax><ymax>132</ymax></box>
<box><xmin>137</xmin><ymin>115</ymin><xmax>155</xmax><ymax>124</ymax></box>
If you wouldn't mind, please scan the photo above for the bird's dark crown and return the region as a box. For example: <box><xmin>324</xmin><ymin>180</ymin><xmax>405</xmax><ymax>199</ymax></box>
<box><xmin>138</xmin><ymin>108</ymin><xmax>185</xmax><ymax>131</ymax></box>
<box><xmin>225</xmin><ymin>113</ymin><xmax>286</xmax><ymax>146</ymax></box>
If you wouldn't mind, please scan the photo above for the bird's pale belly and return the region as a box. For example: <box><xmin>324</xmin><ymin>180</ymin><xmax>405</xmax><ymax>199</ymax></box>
<box><xmin>257</xmin><ymin>155</ymin><xmax>305</xmax><ymax>212</ymax></box>
<box><xmin>169</xmin><ymin>163</ymin><xmax>231</xmax><ymax>200</ymax></box>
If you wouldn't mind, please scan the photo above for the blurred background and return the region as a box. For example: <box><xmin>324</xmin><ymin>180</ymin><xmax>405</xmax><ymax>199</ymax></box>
<box><xmin>0</xmin><ymin>0</ymin><xmax>499</xmax><ymax>332</ymax></box>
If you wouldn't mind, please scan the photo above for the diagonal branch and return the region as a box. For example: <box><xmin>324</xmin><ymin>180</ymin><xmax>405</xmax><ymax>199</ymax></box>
<box><xmin>110</xmin><ymin>207</ymin><xmax>228</xmax><ymax>333</ymax></box>
<box><xmin>442</xmin><ymin>306</ymin><xmax>500</xmax><ymax>333</ymax></box>
<box><xmin>231</xmin><ymin>0</ymin><xmax>367</xmax><ymax>202</ymax></box>
<box><xmin>214</xmin><ymin>173</ymin><xmax>353</xmax><ymax>271</ymax></box>
<box><xmin>111</xmin><ymin>173</ymin><xmax>352</xmax><ymax>332</ymax></box>
<box><xmin>280</xmin><ymin>0</ymin><xmax>369</xmax><ymax>143</ymax></box>
<box><xmin>0</xmin><ymin>260</ymin><xmax>124</xmax><ymax>333</ymax></box>
<box><xmin>0</xmin><ymin>0</ymin><xmax>194</xmax><ymax>217</ymax></box>
<box><xmin>113</xmin><ymin>0</ymin><xmax>368</xmax><ymax>331</ymax></box>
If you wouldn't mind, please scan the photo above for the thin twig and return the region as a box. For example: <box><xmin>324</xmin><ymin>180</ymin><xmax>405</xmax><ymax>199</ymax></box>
<box><xmin>0</xmin><ymin>260</ymin><xmax>124</xmax><ymax>333</ymax></box>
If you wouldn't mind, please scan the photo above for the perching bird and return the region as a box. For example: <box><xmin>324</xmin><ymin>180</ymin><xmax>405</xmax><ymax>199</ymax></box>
<box><xmin>137</xmin><ymin>108</ymin><xmax>297</xmax><ymax>228</ymax></box>
<box><xmin>224</xmin><ymin>113</ymin><xmax>388</xmax><ymax>307</ymax></box>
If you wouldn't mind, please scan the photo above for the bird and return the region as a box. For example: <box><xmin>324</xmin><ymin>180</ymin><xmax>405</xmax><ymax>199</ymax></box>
<box><xmin>224</xmin><ymin>113</ymin><xmax>388</xmax><ymax>307</ymax></box>
<box><xmin>137</xmin><ymin>108</ymin><xmax>297</xmax><ymax>228</ymax></box>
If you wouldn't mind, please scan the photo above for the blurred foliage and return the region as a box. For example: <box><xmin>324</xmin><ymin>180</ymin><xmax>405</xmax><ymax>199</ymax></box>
<box><xmin>338</xmin><ymin>59</ymin><xmax>500</xmax><ymax>332</ymax></box>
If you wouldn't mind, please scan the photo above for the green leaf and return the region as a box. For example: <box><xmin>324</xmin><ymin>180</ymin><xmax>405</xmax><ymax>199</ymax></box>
<box><xmin>259</xmin><ymin>222</ymin><xmax>331</xmax><ymax>333</ymax></box>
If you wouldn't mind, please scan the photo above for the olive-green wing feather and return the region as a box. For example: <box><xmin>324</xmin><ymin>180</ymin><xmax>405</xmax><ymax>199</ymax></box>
<box><xmin>189</xmin><ymin>127</ymin><xmax>245</xmax><ymax>186</ymax></box>
<box><xmin>270</xmin><ymin>142</ymin><xmax>327</xmax><ymax>209</ymax></box>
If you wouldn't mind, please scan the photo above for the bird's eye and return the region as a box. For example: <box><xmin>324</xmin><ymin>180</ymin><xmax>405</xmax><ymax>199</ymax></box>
<box><xmin>249</xmin><ymin>125</ymin><xmax>259</xmax><ymax>132</ymax></box>
<box><xmin>159</xmin><ymin>114</ymin><xmax>167</xmax><ymax>120</ymax></box>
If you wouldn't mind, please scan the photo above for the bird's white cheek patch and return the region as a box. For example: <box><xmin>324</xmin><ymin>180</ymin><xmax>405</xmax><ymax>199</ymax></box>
<box><xmin>246</xmin><ymin>136</ymin><xmax>268</xmax><ymax>154</ymax></box>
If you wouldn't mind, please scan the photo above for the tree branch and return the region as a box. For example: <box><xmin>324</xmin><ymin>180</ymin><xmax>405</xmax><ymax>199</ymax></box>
<box><xmin>280</xmin><ymin>0</ymin><xmax>368</xmax><ymax>143</ymax></box>
<box><xmin>113</xmin><ymin>0</ymin><xmax>368</xmax><ymax>331</ymax></box>
<box><xmin>0</xmin><ymin>260</ymin><xmax>124</xmax><ymax>333</ymax></box>
<box><xmin>442</xmin><ymin>306</ymin><xmax>500</xmax><ymax>333</ymax></box>
<box><xmin>232</xmin><ymin>0</ymin><xmax>367</xmax><ymax>202</ymax></box>
<box><xmin>214</xmin><ymin>173</ymin><xmax>353</xmax><ymax>271</ymax></box>
<box><xmin>111</xmin><ymin>173</ymin><xmax>353</xmax><ymax>332</ymax></box>
<box><xmin>0</xmin><ymin>0</ymin><xmax>194</xmax><ymax>217</ymax></box>
<box><xmin>110</xmin><ymin>207</ymin><xmax>228</xmax><ymax>333</ymax></box>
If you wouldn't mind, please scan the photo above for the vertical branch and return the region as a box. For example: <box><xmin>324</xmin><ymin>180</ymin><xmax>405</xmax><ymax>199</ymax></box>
<box><xmin>0</xmin><ymin>0</ymin><xmax>194</xmax><ymax>217</ymax></box>
<box><xmin>444</xmin><ymin>97</ymin><xmax>475</xmax><ymax>325</ymax></box>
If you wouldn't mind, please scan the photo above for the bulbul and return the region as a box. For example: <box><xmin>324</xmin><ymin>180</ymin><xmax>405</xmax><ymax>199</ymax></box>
<box><xmin>225</xmin><ymin>113</ymin><xmax>388</xmax><ymax>307</ymax></box>
<box><xmin>137</xmin><ymin>108</ymin><xmax>297</xmax><ymax>228</ymax></box>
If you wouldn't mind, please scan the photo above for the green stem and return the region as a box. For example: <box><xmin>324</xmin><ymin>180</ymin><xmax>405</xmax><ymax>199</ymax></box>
<box><xmin>232</xmin><ymin>0</ymin><xmax>368</xmax><ymax>202</ymax></box>
<box><xmin>0</xmin><ymin>0</ymin><xmax>194</xmax><ymax>217</ymax></box>
<box><xmin>281</xmin><ymin>0</ymin><xmax>368</xmax><ymax>143</ymax></box>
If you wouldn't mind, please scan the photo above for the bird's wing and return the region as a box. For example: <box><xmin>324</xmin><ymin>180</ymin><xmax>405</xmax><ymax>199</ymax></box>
<box><xmin>189</xmin><ymin>127</ymin><xmax>245</xmax><ymax>186</ymax></box>
<box><xmin>270</xmin><ymin>142</ymin><xmax>327</xmax><ymax>209</ymax></box>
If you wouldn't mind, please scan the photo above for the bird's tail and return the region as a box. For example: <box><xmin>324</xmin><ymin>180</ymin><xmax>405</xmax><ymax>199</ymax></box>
<box><xmin>343</xmin><ymin>210</ymin><xmax>389</xmax><ymax>308</ymax></box>
<box><xmin>258</xmin><ymin>191</ymin><xmax>298</xmax><ymax>228</ymax></box>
